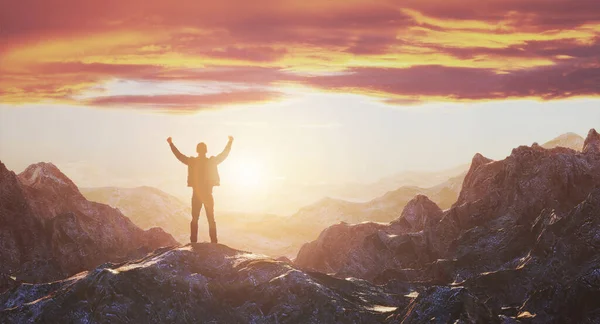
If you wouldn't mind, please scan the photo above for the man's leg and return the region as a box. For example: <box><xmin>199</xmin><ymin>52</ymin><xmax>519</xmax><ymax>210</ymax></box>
<box><xmin>190</xmin><ymin>189</ymin><xmax>203</xmax><ymax>243</ymax></box>
<box><xmin>203</xmin><ymin>188</ymin><xmax>217</xmax><ymax>244</ymax></box>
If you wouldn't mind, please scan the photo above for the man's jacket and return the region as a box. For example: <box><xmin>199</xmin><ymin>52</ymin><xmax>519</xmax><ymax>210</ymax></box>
<box><xmin>169</xmin><ymin>141</ymin><xmax>232</xmax><ymax>188</ymax></box>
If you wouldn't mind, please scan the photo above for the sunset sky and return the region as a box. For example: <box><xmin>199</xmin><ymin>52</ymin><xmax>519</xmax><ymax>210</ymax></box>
<box><xmin>1</xmin><ymin>0</ymin><xmax>599</xmax><ymax>212</ymax></box>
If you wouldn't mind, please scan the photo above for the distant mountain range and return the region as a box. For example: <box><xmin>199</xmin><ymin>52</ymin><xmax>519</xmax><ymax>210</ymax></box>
<box><xmin>81</xmin><ymin>186</ymin><xmax>191</xmax><ymax>242</ymax></box>
<box><xmin>541</xmin><ymin>132</ymin><xmax>585</xmax><ymax>150</ymax></box>
<box><xmin>80</xmin><ymin>171</ymin><xmax>465</xmax><ymax>259</ymax></box>
<box><xmin>264</xmin><ymin>163</ymin><xmax>469</xmax><ymax>215</ymax></box>
<box><xmin>286</xmin><ymin>172</ymin><xmax>465</xmax><ymax>236</ymax></box>
<box><xmin>81</xmin><ymin>185</ymin><xmax>306</xmax><ymax>258</ymax></box>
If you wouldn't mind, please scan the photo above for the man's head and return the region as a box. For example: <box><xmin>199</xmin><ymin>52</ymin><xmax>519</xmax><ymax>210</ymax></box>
<box><xmin>196</xmin><ymin>142</ymin><xmax>207</xmax><ymax>155</ymax></box>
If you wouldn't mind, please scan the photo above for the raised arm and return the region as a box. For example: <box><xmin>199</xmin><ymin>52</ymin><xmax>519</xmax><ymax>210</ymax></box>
<box><xmin>167</xmin><ymin>137</ymin><xmax>190</xmax><ymax>165</ymax></box>
<box><xmin>214</xmin><ymin>136</ymin><xmax>234</xmax><ymax>164</ymax></box>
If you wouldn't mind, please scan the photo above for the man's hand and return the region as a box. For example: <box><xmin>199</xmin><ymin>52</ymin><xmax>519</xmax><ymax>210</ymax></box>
<box><xmin>228</xmin><ymin>136</ymin><xmax>234</xmax><ymax>142</ymax></box>
<box><xmin>167</xmin><ymin>137</ymin><xmax>173</xmax><ymax>144</ymax></box>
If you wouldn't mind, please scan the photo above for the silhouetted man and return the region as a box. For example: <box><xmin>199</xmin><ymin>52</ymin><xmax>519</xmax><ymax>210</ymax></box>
<box><xmin>167</xmin><ymin>136</ymin><xmax>233</xmax><ymax>243</ymax></box>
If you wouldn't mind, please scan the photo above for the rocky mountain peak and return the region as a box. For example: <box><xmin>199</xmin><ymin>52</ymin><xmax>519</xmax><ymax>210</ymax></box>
<box><xmin>391</xmin><ymin>195</ymin><xmax>443</xmax><ymax>231</ymax></box>
<box><xmin>468</xmin><ymin>153</ymin><xmax>493</xmax><ymax>175</ymax></box>
<box><xmin>0</xmin><ymin>162</ymin><xmax>19</xmax><ymax>190</ymax></box>
<box><xmin>454</xmin><ymin>153</ymin><xmax>496</xmax><ymax>207</ymax></box>
<box><xmin>17</xmin><ymin>162</ymin><xmax>87</xmax><ymax>220</ymax></box>
<box><xmin>583</xmin><ymin>128</ymin><xmax>600</xmax><ymax>154</ymax></box>
<box><xmin>0</xmin><ymin>161</ymin><xmax>12</xmax><ymax>178</ymax></box>
<box><xmin>18</xmin><ymin>162</ymin><xmax>78</xmax><ymax>192</ymax></box>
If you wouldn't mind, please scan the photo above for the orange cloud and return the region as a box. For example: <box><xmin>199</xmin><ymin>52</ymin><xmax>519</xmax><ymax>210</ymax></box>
<box><xmin>86</xmin><ymin>90</ymin><xmax>282</xmax><ymax>111</ymax></box>
<box><xmin>303</xmin><ymin>61</ymin><xmax>600</xmax><ymax>102</ymax></box>
<box><xmin>0</xmin><ymin>0</ymin><xmax>599</xmax><ymax>109</ymax></box>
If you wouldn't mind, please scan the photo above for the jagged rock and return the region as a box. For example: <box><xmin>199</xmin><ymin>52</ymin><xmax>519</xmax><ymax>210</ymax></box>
<box><xmin>508</xmin><ymin>189</ymin><xmax>600</xmax><ymax>323</ymax></box>
<box><xmin>0</xmin><ymin>162</ymin><xmax>62</xmax><ymax>285</ymax></box>
<box><xmin>583</xmin><ymin>128</ymin><xmax>600</xmax><ymax>154</ymax></box>
<box><xmin>454</xmin><ymin>189</ymin><xmax>600</xmax><ymax>323</ymax></box>
<box><xmin>17</xmin><ymin>162</ymin><xmax>88</xmax><ymax>220</ymax></box>
<box><xmin>0</xmin><ymin>161</ymin><xmax>177</xmax><ymax>291</ymax></box>
<box><xmin>0</xmin><ymin>244</ymin><xmax>412</xmax><ymax>323</ymax></box>
<box><xmin>296</xmin><ymin>195</ymin><xmax>444</xmax><ymax>281</ymax></box>
<box><xmin>295</xmin><ymin>221</ymin><xmax>387</xmax><ymax>274</ymax></box>
<box><xmin>446</xmin><ymin>140</ymin><xmax>600</xmax><ymax>244</ymax></box>
<box><xmin>0</xmin><ymin>274</ymin><xmax>18</xmax><ymax>295</ymax></box>
<box><xmin>390</xmin><ymin>194</ymin><xmax>443</xmax><ymax>231</ymax></box>
<box><xmin>388</xmin><ymin>286</ymin><xmax>498</xmax><ymax>324</ymax></box>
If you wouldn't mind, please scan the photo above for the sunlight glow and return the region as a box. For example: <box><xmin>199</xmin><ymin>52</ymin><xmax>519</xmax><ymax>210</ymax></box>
<box><xmin>227</xmin><ymin>157</ymin><xmax>266</xmax><ymax>189</ymax></box>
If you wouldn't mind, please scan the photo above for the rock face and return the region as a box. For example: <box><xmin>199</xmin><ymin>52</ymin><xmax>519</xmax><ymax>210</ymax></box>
<box><xmin>295</xmin><ymin>221</ymin><xmax>388</xmax><ymax>276</ymax></box>
<box><xmin>390</xmin><ymin>194</ymin><xmax>443</xmax><ymax>231</ymax></box>
<box><xmin>583</xmin><ymin>128</ymin><xmax>600</xmax><ymax>154</ymax></box>
<box><xmin>0</xmin><ymin>162</ymin><xmax>177</xmax><ymax>292</ymax></box>
<box><xmin>295</xmin><ymin>129</ymin><xmax>600</xmax><ymax>323</ymax></box>
<box><xmin>0</xmin><ymin>244</ymin><xmax>412</xmax><ymax>323</ymax></box>
<box><xmin>0</xmin><ymin>162</ymin><xmax>58</xmax><ymax>289</ymax></box>
<box><xmin>295</xmin><ymin>195</ymin><xmax>445</xmax><ymax>282</ymax></box>
<box><xmin>389</xmin><ymin>286</ymin><xmax>498</xmax><ymax>324</ymax></box>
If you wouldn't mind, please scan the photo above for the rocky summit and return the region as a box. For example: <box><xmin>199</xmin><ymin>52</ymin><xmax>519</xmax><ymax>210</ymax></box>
<box><xmin>295</xmin><ymin>128</ymin><xmax>600</xmax><ymax>323</ymax></box>
<box><xmin>0</xmin><ymin>243</ymin><xmax>413</xmax><ymax>323</ymax></box>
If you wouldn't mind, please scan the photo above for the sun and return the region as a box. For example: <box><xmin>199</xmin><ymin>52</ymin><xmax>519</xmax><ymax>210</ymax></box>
<box><xmin>237</xmin><ymin>163</ymin><xmax>262</xmax><ymax>188</ymax></box>
<box><xmin>226</xmin><ymin>157</ymin><xmax>266</xmax><ymax>189</ymax></box>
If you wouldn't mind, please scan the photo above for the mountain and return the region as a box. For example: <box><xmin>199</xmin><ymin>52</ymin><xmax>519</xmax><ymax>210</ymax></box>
<box><xmin>2</xmin><ymin>130</ymin><xmax>599</xmax><ymax>323</ymax></box>
<box><xmin>359</xmin><ymin>164</ymin><xmax>469</xmax><ymax>199</ymax></box>
<box><xmin>541</xmin><ymin>132</ymin><xmax>585</xmax><ymax>150</ymax></box>
<box><xmin>0</xmin><ymin>243</ymin><xmax>420</xmax><ymax>323</ymax></box>
<box><xmin>295</xmin><ymin>129</ymin><xmax>600</xmax><ymax>323</ymax></box>
<box><xmin>0</xmin><ymin>162</ymin><xmax>177</xmax><ymax>293</ymax></box>
<box><xmin>261</xmin><ymin>164</ymin><xmax>469</xmax><ymax>215</ymax></box>
<box><xmin>286</xmin><ymin>171</ymin><xmax>465</xmax><ymax>240</ymax></box>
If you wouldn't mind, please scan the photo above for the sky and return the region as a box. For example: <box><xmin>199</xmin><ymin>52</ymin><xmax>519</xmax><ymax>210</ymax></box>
<box><xmin>1</xmin><ymin>0</ymin><xmax>599</xmax><ymax>212</ymax></box>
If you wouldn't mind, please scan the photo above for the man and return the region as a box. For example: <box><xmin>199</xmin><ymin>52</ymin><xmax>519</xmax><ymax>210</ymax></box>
<box><xmin>167</xmin><ymin>136</ymin><xmax>233</xmax><ymax>243</ymax></box>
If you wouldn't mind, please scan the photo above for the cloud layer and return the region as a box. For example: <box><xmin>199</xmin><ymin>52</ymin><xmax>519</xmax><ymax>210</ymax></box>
<box><xmin>1</xmin><ymin>0</ymin><xmax>599</xmax><ymax>110</ymax></box>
